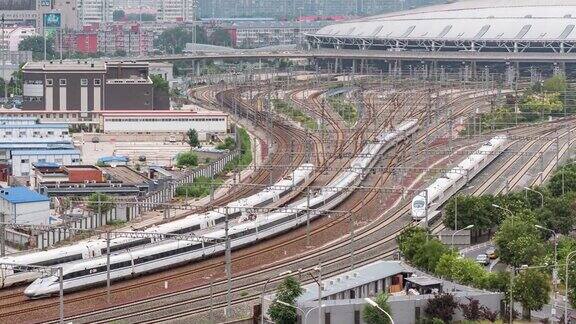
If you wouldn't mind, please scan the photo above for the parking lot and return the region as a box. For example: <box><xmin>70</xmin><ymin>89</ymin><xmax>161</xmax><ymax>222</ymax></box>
<box><xmin>74</xmin><ymin>133</ymin><xmax>190</xmax><ymax>166</ymax></box>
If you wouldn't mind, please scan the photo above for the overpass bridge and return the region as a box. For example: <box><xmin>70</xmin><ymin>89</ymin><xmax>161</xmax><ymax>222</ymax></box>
<box><xmin>130</xmin><ymin>49</ymin><xmax>576</xmax><ymax>64</ymax></box>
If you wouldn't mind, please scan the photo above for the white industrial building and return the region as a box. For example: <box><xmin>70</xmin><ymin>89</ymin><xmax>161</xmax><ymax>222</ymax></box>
<box><xmin>0</xmin><ymin>124</ymin><xmax>70</xmax><ymax>140</ymax></box>
<box><xmin>0</xmin><ymin>187</ymin><xmax>51</xmax><ymax>225</ymax></box>
<box><xmin>11</xmin><ymin>149</ymin><xmax>81</xmax><ymax>177</ymax></box>
<box><xmin>101</xmin><ymin>111</ymin><xmax>228</xmax><ymax>140</ymax></box>
<box><xmin>0</xmin><ymin>117</ymin><xmax>38</xmax><ymax>126</ymax></box>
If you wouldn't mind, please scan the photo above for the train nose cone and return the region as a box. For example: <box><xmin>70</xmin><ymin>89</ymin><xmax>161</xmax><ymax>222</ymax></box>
<box><xmin>24</xmin><ymin>286</ymin><xmax>37</xmax><ymax>298</ymax></box>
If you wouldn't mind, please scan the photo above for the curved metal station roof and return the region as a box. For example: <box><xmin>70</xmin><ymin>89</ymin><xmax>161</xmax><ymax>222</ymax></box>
<box><xmin>310</xmin><ymin>0</ymin><xmax>576</xmax><ymax>45</ymax></box>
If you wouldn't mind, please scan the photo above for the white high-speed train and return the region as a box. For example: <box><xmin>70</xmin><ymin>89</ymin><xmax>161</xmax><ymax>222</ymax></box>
<box><xmin>24</xmin><ymin>119</ymin><xmax>419</xmax><ymax>297</ymax></box>
<box><xmin>0</xmin><ymin>164</ymin><xmax>313</xmax><ymax>288</ymax></box>
<box><xmin>411</xmin><ymin>135</ymin><xmax>508</xmax><ymax>220</ymax></box>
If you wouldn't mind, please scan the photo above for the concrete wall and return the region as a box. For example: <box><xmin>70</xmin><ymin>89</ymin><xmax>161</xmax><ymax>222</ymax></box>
<box><xmin>296</xmin><ymin>292</ymin><xmax>503</xmax><ymax>324</ymax></box>
<box><xmin>15</xmin><ymin>200</ymin><xmax>50</xmax><ymax>225</ymax></box>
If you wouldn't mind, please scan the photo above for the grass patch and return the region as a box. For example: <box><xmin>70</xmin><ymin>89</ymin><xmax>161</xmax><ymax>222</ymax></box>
<box><xmin>176</xmin><ymin>176</ymin><xmax>224</xmax><ymax>198</ymax></box>
<box><xmin>272</xmin><ymin>99</ymin><xmax>318</xmax><ymax>130</ymax></box>
<box><xmin>327</xmin><ymin>96</ymin><xmax>358</xmax><ymax>127</ymax></box>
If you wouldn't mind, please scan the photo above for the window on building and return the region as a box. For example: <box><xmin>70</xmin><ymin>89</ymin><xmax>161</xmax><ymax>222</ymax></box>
<box><xmin>38</xmin><ymin>158</ymin><xmax>46</xmax><ymax>163</ymax></box>
<box><xmin>20</xmin><ymin>159</ymin><xmax>29</xmax><ymax>163</ymax></box>
<box><xmin>354</xmin><ymin>310</ymin><xmax>360</xmax><ymax>324</ymax></box>
<box><xmin>94</xmin><ymin>79</ymin><xmax>101</xmax><ymax>86</ymax></box>
<box><xmin>81</xmin><ymin>79</ymin><xmax>88</xmax><ymax>86</ymax></box>
<box><xmin>325</xmin><ymin>312</ymin><xmax>331</xmax><ymax>324</ymax></box>
<box><xmin>46</xmin><ymin>79</ymin><xmax>53</xmax><ymax>86</ymax></box>
<box><xmin>5</xmin><ymin>131</ymin><xmax>11</xmax><ymax>136</ymax></box>
<box><xmin>47</xmin><ymin>131</ymin><xmax>54</xmax><ymax>135</ymax></box>
<box><xmin>19</xmin><ymin>131</ymin><xmax>25</xmax><ymax>137</ymax></box>
<box><xmin>59</xmin><ymin>79</ymin><xmax>67</xmax><ymax>86</ymax></box>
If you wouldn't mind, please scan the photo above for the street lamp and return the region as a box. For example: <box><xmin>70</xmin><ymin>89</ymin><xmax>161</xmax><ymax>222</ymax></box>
<box><xmin>565</xmin><ymin>251</ymin><xmax>576</xmax><ymax>323</ymax></box>
<box><xmin>524</xmin><ymin>187</ymin><xmax>544</xmax><ymax>208</ymax></box>
<box><xmin>451</xmin><ymin>224</ymin><xmax>474</xmax><ymax>249</ymax></box>
<box><xmin>261</xmin><ymin>270</ymin><xmax>293</xmax><ymax>324</ymax></box>
<box><xmin>364</xmin><ymin>297</ymin><xmax>395</xmax><ymax>324</ymax></box>
<box><xmin>535</xmin><ymin>224</ymin><xmax>558</xmax><ymax>316</ymax></box>
<box><xmin>492</xmin><ymin>204</ymin><xmax>513</xmax><ymax>224</ymax></box>
<box><xmin>274</xmin><ymin>300</ymin><xmax>325</xmax><ymax>324</ymax></box>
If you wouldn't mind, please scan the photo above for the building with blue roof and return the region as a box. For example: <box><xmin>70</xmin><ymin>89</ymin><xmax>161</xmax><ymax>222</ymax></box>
<box><xmin>97</xmin><ymin>155</ymin><xmax>129</xmax><ymax>166</ymax></box>
<box><xmin>0</xmin><ymin>187</ymin><xmax>51</xmax><ymax>225</ymax></box>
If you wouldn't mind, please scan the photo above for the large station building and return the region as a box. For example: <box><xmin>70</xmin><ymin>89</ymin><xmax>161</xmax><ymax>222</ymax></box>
<box><xmin>308</xmin><ymin>0</ymin><xmax>576</xmax><ymax>54</ymax></box>
<box><xmin>306</xmin><ymin>0</ymin><xmax>576</xmax><ymax>77</ymax></box>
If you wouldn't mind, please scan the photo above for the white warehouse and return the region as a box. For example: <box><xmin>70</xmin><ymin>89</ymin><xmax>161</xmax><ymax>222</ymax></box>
<box><xmin>101</xmin><ymin>111</ymin><xmax>228</xmax><ymax>140</ymax></box>
<box><xmin>0</xmin><ymin>187</ymin><xmax>51</xmax><ymax>225</ymax></box>
<box><xmin>0</xmin><ymin>123</ymin><xmax>70</xmax><ymax>140</ymax></box>
<box><xmin>11</xmin><ymin>149</ymin><xmax>81</xmax><ymax>177</ymax></box>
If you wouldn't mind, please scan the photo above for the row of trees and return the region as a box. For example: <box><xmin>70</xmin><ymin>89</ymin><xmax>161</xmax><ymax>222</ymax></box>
<box><xmin>154</xmin><ymin>26</ymin><xmax>233</xmax><ymax>54</ymax></box>
<box><xmin>397</xmin><ymin>226</ymin><xmax>552</xmax><ymax>319</ymax></box>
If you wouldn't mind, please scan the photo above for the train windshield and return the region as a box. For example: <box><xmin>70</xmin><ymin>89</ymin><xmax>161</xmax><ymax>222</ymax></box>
<box><xmin>413</xmin><ymin>200</ymin><xmax>425</xmax><ymax>209</ymax></box>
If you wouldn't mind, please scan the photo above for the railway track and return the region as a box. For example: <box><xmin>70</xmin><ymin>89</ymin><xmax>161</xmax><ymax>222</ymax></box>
<box><xmin>0</xmin><ymin>84</ymin><xmax>533</xmax><ymax>323</ymax></box>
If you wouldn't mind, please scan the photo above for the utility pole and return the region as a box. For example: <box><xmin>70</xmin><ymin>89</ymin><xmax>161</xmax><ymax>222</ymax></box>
<box><xmin>224</xmin><ymin>207</ymin><xmax>232</xmax><ymax>319</ymax></box>
<box><xmin>106</xmin><ymin>230</ymin><xmax>111</xmax><ymax>303</ymax></box>
<box><xmin>1</xmin><ymin>14</ymin><xmax>5</xmax><ymax>104</ymax></box>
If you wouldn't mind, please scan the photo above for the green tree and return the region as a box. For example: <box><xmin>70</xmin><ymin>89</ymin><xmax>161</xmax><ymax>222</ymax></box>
<box><xmin>113</xmin><ymin>9</ymin><xmax>126</xmax><ymax>21</ymax></box>
<box><xmin>209</xmin><ymin>28</ymin><xmax>233</xmax><ymax>47</ymax></box>
<box><xmin>435</xmin><ymin>253</ymin><xmax>487</xmax><ymax>287</ymax></box>
<box><xmin>216</xmin><ymin>137</ymin><xmax>235</xmax><ymax>150</ymax></box>
<box><xmin>363</xmin><ymin>292</ymin><xmax>393</xmax><ymax>324</ymax></box>
<box><xmin>548</xmin><ymin>168</ymin><xmax>576</xmax><ymax>196</ymax></box>
<box><xmin>19</xmin><ymin>35</ymin><xmax>55</xmax><ymax>60</ymax></box>
<box><xmin>512</xmin><ymin>269</ymin><xmax>551</xmax><ymax>319</ymax></box>
<box><xmin>154</xmin><ymin>26</ymin><xmax>207</xmax><ymax>54</ymax></box>
<box><xmin>412</xmin><ymin>239</ymin><xmax>448</xmax><ymax>272</ymax></box>
<box><xmin>268</xmin><ymin>276</ymin><xmax>304</xmax><ymax>324</ymax></box>
<box><xmin>494</xmin><ymin>214</ymin><xmax>545</xmax><ymax>267</ymax></box>
<box><xmin>87</xmin><ymin>193</ymin><xmax>115</xmax><ymax>215</ymax></box>
<box><xmin>176</xmin><ymin>151</ymin><xmax>198</xmax><ymax>167</ymax></box>
<box><xmin>151</xmin><ymin>74</ymin><xmax>169</xmax><ymax>93</ymax></box>
<box><xmin>114</xmin><ymin>49</ymin><xmax>127</xmax><ymax>57</ymax></box>
<box><xmin>542</xmin><ymin>75</ymin><xmax>567</xmax><ymax>93</ymax></box>
<box><xmin>535</xmin><ymin>195</ymin><xmax>576</xmax><ymax>235</ymax></box>
<box><xmin>424</xmin><ymin>293</ymin><xmax>458</xmax><ymax>322</ymax></box>
<box><xmin>443</xmin><ymin>195</ymin><xmax>498</xmax><ymax>230</ymax></box>
<box><xmin>397</xmin><ymin>227</ymin><xmax>428</xmax><ymax>261</ymax></box>
<box><xmin>186</xmin><ymin>129</ymin><xmax>200</xmax><ymax>148</ymax></box>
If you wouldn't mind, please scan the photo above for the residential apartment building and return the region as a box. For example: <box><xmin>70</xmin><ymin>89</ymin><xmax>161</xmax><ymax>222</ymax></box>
<box><xmin>78</xmin><ymin>0</ymin><xmax>114</xmax><ymax>25</ymax></box>
<box><xmin>157</xmin><ymin>0</ymin><xmax>195</xmax><ymax>22</ymax></box>
<box><xmin>22</xmin><ymin>60</ymin><xmax>168</xmax><ymax>112</ymax></box>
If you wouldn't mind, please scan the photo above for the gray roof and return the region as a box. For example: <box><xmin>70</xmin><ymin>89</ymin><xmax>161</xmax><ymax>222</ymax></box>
<box><xmin>312</xmin><ymin>0</ymin><xmax>576</xmax><ymax>42</ymax></box>
<box><xmin>405</xmin><ymin>276</ymin><xmax>442</xmax><ymax>287</ymax></box>
<box><xmin>296</xmin><ymin>261</ymin><xmax>409</xmax><ymax>302</ymax></box>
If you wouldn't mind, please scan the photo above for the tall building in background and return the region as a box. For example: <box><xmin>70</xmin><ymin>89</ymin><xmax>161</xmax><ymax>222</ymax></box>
<box><xmin>196</xmin><ymin>0</ymin><xmax>433</xmax><ymax>18</ymax></box>
<box><xmin>78</xmin><ymin>0</ymin><xmax>114</xmax><ymax>26</ymax></box>
<box><xmin>157</xmin><ymin>0</ymin><xmax>194</xmax><ymax>22</ymax></box>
